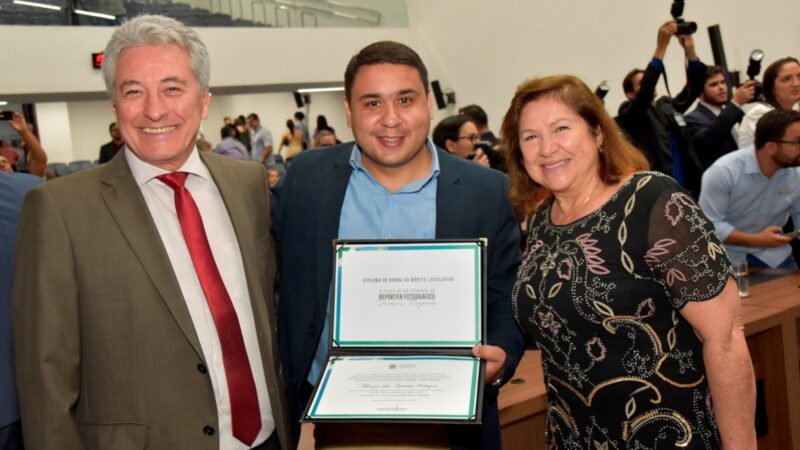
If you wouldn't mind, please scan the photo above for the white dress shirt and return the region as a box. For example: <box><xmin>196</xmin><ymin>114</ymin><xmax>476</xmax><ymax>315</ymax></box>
<box><xmin>126</xmin><ymin>148</ymin><xmax>274</xmax><ymax>449</ymax></box>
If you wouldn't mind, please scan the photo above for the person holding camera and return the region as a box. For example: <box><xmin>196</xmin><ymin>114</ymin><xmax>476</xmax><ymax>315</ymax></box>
<box><xmin>617</xmin><ymin>20</ymin><xmax>706</xmax><ymax>197</ymax></box>
<box><xmin>736</xmin><ymin>57</ymin><xmax>800</xmax><ymax>148</ymax></box>
<box><xmin>685</xmin><ymin>66</ymin><xmax>756</xmax><ymax>168</ymax></box>
<box><xmin>432</xmin><ymin>115</ymin><xmax>491</xmax><ymax>168</ymax></box>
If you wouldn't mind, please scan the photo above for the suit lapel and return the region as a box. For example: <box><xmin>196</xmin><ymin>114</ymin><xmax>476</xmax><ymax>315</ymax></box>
<box><xmin>99</xmin><ymin>154</ymin><xmax>205</xmax><ymax>360</ymax></box>
<box><xmin>315</xmin><ymin>149</ymin><xmax>352</xmax><ymax>311</ymax></box>
<box><xmin>435</xmin><ymin>149</ymin><xmax>466</xmax><ymax>239</ymax></box>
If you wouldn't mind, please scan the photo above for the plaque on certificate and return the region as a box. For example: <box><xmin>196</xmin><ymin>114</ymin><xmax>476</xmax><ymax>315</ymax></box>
<box><xmin>303</xmin><ymin>240</ymin><xmax>487</xmax><ymax>424</ymax></box>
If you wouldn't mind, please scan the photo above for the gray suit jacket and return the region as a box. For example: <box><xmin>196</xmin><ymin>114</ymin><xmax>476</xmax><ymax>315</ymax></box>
<box><xmin>12</xmin><ymin>151</ymin><xmax>290</xmax><ymax>449</ymax></box>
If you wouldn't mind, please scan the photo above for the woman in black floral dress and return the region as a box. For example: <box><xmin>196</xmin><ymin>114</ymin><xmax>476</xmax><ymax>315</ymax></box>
<box><xmin>500</xmin><ymin>75</ymin><xmax>756</xmax><ymax>449</ymax></box>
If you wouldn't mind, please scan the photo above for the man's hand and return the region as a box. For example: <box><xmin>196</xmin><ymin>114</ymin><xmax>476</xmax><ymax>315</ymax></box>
<box><xmin>473</xmin><ymin>344</ymin><xmax>506</xmax><ymax>385</ymax></box>
<box><xmin>754</xmin><ymin>226</ymin><xmax>794</xmax><ymax>248</ymax></box>
<box><xmin>732</xmin><ymin>80</ymin><xmax>757</xmax><ymax>106</ymax></box>
<box><xmin>655</xmin><ymin>20</ymin><xmax>677</xmax><ymax>60</ymax></box>
<box><xmin>677</xmin><ymin>33</ymin><xmax>698</xmax><ymax>61</ymax></box>
<box><xmin>472</xmin><ymin>148</ymin><xmax>491</xmax><ymax>168</ymax></box>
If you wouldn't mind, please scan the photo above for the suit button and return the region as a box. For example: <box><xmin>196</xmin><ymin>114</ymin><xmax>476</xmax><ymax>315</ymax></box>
<box><xmin>197</xmin><ymin>363</ymin><xmax>207</xmax><ymax>374</ymax></box>
<box><xmin>203</xmin><ymin>425</ymin><xmax>215</xmax><ymax>436</ymax></box>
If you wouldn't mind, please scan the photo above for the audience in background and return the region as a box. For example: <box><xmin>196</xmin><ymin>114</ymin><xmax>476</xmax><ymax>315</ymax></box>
<box><xmin>458</xmin><ymin>104</ymin><xmax>497</xmax><ymax>146</ymax></box>
<box><xmin>278</xmin><ymin>118</ymin><xmax>303</xmax><ymax>160</ymax></box>
<box><xmin>234</xmin><ymin>115</ymin><xmax>251</xmax><ymax>152</ymax></box>
<box><xmin>247</xmin><ymin>112</ymin><xmax>274</xmax><ymax>167</ymax></box>
<box><xmin>98</xmin><ymin>122</ymin><xmax>125</xmax><ymax>164</ymax></box>
<box><xmin>686</xmin><ymin>66</ymin><xmax>756</xmax><ymax>169</ymax></box>
<box><xmin>432</xmin><ymin>115</ymin><xmax>491</xmax><ymax>168</ymax></box>
<box><xmin>736</xmin><ymin>57</ymin><xmax>800</xmax><ymax>148</ymax></box>
<box><xmin>700</xmin><ymin>108</ymin><xmax>800</xmax><ymax>269</ymax></box>
<box><xmin>0</xmin><ymin>141</ymin><xmax>20</xmax><ymax>170</ymax></box>
<box><xmin>6</xmin><ymin>112</ymin><xmax>46</xmax><ymax>177</ymax></box>
<box><xmin>315</xmin><ymin>129</ymin><xmax>339</xmax><ymax>148</ymax></box>
<box><xmin>214</xmin><ymin>124</ymin><xmax>250</xmax><ymax>160</ymax></box>
<box><xmin>616</xmin><ymin>20</ymin><xmax>706</xmax><ymax>197</ymax></box>
<box><xmin>312</xmin><ymin>114</ymin><xmax>335</xmax><ymax>148</ymax></box>
<box><xmin>293</xmin><ymin>111</ymin><xmax>310</xmax><ymax>150</ymax></box>
<box><xmin>267</xmin><ymin>167</ymin><xmax>281</xmax><ymax>188</ymax></box>
<box><xmin>0</xmin><ymin>155</ymin><xmax>11</xmax><ymax>173</ymax></box>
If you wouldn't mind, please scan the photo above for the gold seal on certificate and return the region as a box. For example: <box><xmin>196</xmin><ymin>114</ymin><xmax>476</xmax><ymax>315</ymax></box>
<box><xmin>303</xmin><ymin>240</ymin><xmax>487</xmax><ymax>424</ymax></box>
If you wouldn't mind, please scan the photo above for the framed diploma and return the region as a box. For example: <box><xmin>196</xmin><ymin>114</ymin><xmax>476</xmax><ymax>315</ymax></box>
<box><xmin>303</xmin><ymin>239</ymin><xmax>487</xmax><ymax>424</ymax></box>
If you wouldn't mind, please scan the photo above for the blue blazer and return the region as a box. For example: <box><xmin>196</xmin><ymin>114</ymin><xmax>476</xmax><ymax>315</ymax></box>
<box><xmin>685</xmin><ymin>102</ymin><xmax>745</xmax><ymax>169</ymax></box>
<box><xmin>272</xmin><ymin>143</ymin><xmax>525</xmax><ymax>450</ymax></box>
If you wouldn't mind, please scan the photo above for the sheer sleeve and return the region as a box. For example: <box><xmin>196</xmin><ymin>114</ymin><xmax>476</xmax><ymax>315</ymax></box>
<box><xmin>644</xmin><ymin>177</ymin><xmax>734</xmax><ymax>309</ymax></box>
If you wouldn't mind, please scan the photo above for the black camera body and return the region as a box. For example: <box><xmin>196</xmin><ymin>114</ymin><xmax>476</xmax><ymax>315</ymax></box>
<box><xmin>670</xmin><ymin>0</ymin><xmax>697</xmax><ymax>35</ymax></box>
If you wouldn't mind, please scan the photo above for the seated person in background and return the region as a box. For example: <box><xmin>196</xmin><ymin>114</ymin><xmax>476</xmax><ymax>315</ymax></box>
<box><xmin>98</xmin><ymin>122</ymin><xmax>124</xmax><ymax>164</ymax></box>
<box><xmin>616</xmin><ymin>20</ymin><xmax>706</xmax><ymax>196</ymax></box>
<box><xmin>267</xmin><ymin>168</ymin><xmax>281</xmax><ymax>188</ymax></box>
<box><xmin>214</xmin><ymin>124</ymin><xmax>250</xmax><ymax>160</ymax></box>
<box><xmin>686</xmin><ymin>66</ymin><xmax>756</xmax><ymax>168</ymax></box>
<box><xmin>458</xmin><ymin>104</ymin><xmax>497</xmax><ymax>145</ymax></box>
<box><xmin>736</xmin><ymin>57</ymin><xmax>800</xmax><ymax>148</ymax></box>
<box><xmin>699</xmin><ymin>108</ymin><xmax>800</xmax><ymax>269</ymax></box>
<box><xmin>432</xmin><ymin>115</ymin><xmax>490</xmax><ymax>168</ymax></box>
<box><xmin>0</xmin><ymin>155</ymin><xmax>12</xmax><ymax>173</ymax></box>
<box><xmin>0</xmin><ymin>140</ymin><xmax>20</xmax><ymax>170</ymax></box>
<box><xmin>315</xmin><ymin>129</ymin><xmax>339</xmax><ymax>148</ymax></box>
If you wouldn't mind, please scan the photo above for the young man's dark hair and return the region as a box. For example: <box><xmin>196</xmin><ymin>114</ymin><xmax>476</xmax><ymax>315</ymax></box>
<box><xmin>458</xmin><ymin>104</ymin><xmax>489</xmax><ymax>128</ymax></box>
<box><xmin>246</xmin><ymin>113</ymin><xmax>259</xmax><ymax>122</ymax></box>
<box><xmin>108</xmin><ymin>122</ymin><xmax>117</xmax><ymax>133</ymax></box>
<box><xmin>343</xmin><ymin>40</ymin><xmax>429</xmax><ymax>102</ymax></box>
<box><xmin>705</xmin><ymin>65</ymin><xmax>726</xmax><ymax>80</ymax></box>
<box><xmin>294</xmin><ymin>111</ymin><xmax>304</xmax><ymax>121</ymax></box>
<box><xmin>622</xmin><ymin>69</ymin><xmax>644</xmax><ymax>94</ymax></box>
<box><xmin>754</xmin><ymin>108</ymin><xmax>800</xmax><ymax>149</ymax></box>
<box><xmin>220</xmin><ymin>124</ymin><xmax>237</xmax><ymax>140</ymax></box>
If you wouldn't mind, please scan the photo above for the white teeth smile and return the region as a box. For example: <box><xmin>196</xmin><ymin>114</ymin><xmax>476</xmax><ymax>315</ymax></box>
<box><xmin>141</xmin><ymin>126</ymin><xmax>176</xmax><ymax>134</ymax></box>
<box><xmin>543</xmin><ymin>160</ymin><xmax>567</xmax><ymax>169</ymax></box>
<box><xmin>381</xmin><ymin>137</ymin><xmax>401</xmax><ymax>142</ymax></box>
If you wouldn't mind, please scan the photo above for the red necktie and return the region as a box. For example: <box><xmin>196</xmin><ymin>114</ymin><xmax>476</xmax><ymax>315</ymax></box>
<box><xmin>158</xmin><ymin>172</ymin><xmax>260</xmax><ymax>446</ymax></box>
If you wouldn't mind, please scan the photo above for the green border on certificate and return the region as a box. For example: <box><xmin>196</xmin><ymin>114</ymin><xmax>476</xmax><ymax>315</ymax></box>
<box><xmin>308</xmin><ymin>356</ymin><xmax>481</xmax><ymax>420</ymax></box>
<box><xmin>333</xmin><ymin>242</ymin><xmax>482</xmax><ymax>347</ymax></box>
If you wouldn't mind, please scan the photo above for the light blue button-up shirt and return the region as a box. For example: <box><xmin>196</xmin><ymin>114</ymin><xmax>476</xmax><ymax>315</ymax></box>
<box><xmin>307</xmin><ymin>140</ymin><xmax>441</xmax><ymax>385</ymax></box>
<box><xmin>699</xmin><ymin>145</ymin><xmax>800</xmax><ymax>267</ymax></box>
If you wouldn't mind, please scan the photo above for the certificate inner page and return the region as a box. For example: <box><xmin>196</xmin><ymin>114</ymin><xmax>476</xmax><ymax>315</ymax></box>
<box><xmin>309</xmin><ymin>356</ymin><xmax>480</xmax><ymax>420</ymax></box>
<box><xmin>335</xmin><ymin>244</ymin><xmax>481</xmax><ymax>346</ymax></box>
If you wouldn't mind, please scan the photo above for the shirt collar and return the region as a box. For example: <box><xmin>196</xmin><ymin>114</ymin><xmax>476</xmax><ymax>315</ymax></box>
<box><xmin>742</xmin><ymin>145</ymin><xmax>761</xmax><ymax>175</ymax></box>
<box><xmin>348</xmin><ymin>138</ymin><xmax>441</xmax><ymax>192</ymax></box>
<box><xmin>699</xmin><ymin>100</ymin><xmax>723</xmax><ymax>116</ymax></box>
<box><xmin>125</xmin><ymin>146</ymin><xmax>210</xmax><ymax>187</ymax></box>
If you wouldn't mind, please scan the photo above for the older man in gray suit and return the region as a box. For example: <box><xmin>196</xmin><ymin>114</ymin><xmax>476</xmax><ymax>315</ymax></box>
<box><xmin>12</xmin><ymin>15</ymin><xmax>289</xmax><ymax>450</ymax></box>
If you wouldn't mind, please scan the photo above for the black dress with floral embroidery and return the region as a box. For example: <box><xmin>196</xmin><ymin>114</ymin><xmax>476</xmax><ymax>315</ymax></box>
<box><xmin>512</xmin><ymin>172</ymin><xmax>734</xmax><ymax>449</ymax></box>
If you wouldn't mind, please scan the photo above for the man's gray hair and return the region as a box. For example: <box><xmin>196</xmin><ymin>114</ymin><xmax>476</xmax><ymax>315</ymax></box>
<box><xmin>102</xmin><ymin>14</ymin><xmax>210</xmax><ymax>100</ymax></box>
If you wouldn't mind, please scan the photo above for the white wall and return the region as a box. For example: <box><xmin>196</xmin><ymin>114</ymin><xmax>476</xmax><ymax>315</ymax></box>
<box><xmin>35</xmin><ymin>102</ymin><xmax>74</xmax><ymax>164</ymax></box>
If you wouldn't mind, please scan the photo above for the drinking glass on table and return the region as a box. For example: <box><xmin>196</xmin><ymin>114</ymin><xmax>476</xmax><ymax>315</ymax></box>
<box><xmin>733</xmin><ymin>260</ymin><xmax>750</xmax><ymax>298</ymax></box>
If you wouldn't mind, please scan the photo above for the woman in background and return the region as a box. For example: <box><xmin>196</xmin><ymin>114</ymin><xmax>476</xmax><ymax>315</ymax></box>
<box><xmin>278</xmin><ymin>118</ymin><xmax>304</xmax><ymax>160</ymax></box>
<box><xmin>312</xmin><ymin>114</ymin><xmax>336</xmax><ymax>148</ymax></box>
<box><xmin>502</xmin><ymin>74</ymin><xmax>756</xmax><ymax>449</ymax></box>
<box><xmin>737</xmin><ymin>56</ymin><xmax>800</xmax><ymax>148</ymax></box>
